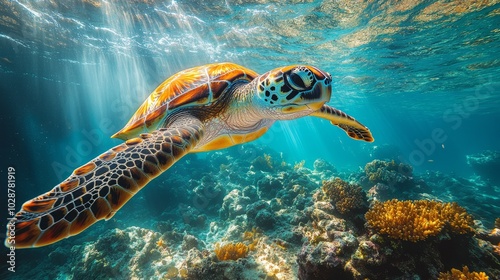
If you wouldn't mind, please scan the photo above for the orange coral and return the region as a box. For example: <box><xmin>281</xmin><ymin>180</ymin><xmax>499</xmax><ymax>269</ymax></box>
<box><xmin>437</xmin><ymin>266</ymin><xmax>489</xmax><ymax>280</ymax></box>
<box><xmin>439</xmin><ymin>202</ymin><xmax>475</xmax><ymax>234</ymax></box>
<box><xmin>365</xmin><ymin>199</ymin><xmax>474</xmax><ymax>242</ymax></box>
<box><xmin>243</xmin><ymin>227</ymin><xmax>261</xmax><ymax>251</ymax></box>
<box><xmin>322</xmin><ymin>178</ymin><xmax>367</xmax><ymax>214</ymax></box>
<box><xmin>214</xmin><ymin>242</ymin><xmax>249</xmax><ymax>261</ymax></box>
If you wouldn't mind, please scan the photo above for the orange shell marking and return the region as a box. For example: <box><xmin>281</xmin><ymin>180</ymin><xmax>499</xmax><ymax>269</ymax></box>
<box><xmin>112</xmin><ymin>62</ymin><xmax>258</xmax><ymax>140</ymax></box>
<box><xmin>74</xmin><ymin>162</ymin><xmax>97</xmax><ymax>176</ymax></box>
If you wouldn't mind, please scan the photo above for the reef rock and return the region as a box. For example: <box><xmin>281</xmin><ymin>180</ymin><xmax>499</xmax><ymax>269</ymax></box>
<box><xmin>70</xmin><ymin>227</ymin><xmax>170</xmax><ymax>279</ymax></box>
<box><xmin>467</xmin><ymin>150</ymin><xmax>500</xmax><ymax>185</ymax></box>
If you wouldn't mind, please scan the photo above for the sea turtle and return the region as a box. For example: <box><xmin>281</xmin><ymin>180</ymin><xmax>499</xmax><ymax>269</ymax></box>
<box><xmin>6</xmin><ymin>62</ymin><xmax>373</xmax><ymax>248</ymax></box>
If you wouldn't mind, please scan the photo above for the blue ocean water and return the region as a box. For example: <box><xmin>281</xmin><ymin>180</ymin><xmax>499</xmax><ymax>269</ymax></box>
<box><xmin>0</xmin><ymin>0</ymin><xmax>499</xmax><ymax>279</ymax></box>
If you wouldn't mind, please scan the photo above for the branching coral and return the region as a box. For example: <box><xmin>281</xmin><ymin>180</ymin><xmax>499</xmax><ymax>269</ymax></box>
<box><xmin>439</xmin><ymin>202</ymin><xmax>475</xmax><ymax>234</ymax></box>
<box><xmin>294</xmin><ymin>160</ymin><xmax>305</xmax><ymax>170</ymax></box>
<box><xmin>322</xmin><ymin>178</ymin><xmax>367</xmax><ymax>214</ymax></box>
<box><xmin>214</xmin><ymin>242</ymin><xmax>249</xmax><ymax>261</ymax></box>
<box><xmin>495</xmin><ymin>218</ymin><xmax>500</xmax><ymax>229</ymax></box>
<box><xmin>437</xmin><ymin>266</ymin><xmax>489</xmax><ymax>280</ymax></box>
<box><xmin>365</xmin><ymin>199</ymin><xmax>474</xmax><ymax>242</ymax></box>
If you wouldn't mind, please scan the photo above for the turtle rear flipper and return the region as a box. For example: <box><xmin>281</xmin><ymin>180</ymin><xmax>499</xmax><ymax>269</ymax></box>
<box><xmin>7</xmin><ymin>117</ymin><xmax>203</xmax><ymax>248</ymax></box>
<box><xmin>311</xmin><ymin>104</ymin><xmax>374</xmax><ymax>142</ymax></box>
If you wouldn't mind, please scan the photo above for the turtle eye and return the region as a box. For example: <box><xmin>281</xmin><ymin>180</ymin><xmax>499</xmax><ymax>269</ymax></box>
<box><xmin>286</xmin><ymin>68</ymin><xmax>313</xmax><ymax>91</ymax></box>
<box><xmin>287</xmin><ymin>72</ymin><xmax>306</xmax><ymax>91</ymax></box>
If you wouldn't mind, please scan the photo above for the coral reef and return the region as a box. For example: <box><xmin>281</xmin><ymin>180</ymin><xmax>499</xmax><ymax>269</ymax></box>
<box><xmin>420</xmin><ymin>171</ymin><xmax>499</xmax><ymax>227</ymax></box>
<box><xmin>70</xmin><ymin>227</ymin><xmax>173</xmax><ymax>279</ymax></box>
<box><xmin>298</xmin><ymin>193</ymin><xmax>499</xmax><ymax>279</ymax></box>
<box><xmin>438</xmin><ymin>266</ymin><xmax>489</xmax><ymax>280</ymax></box>
<box><xmin>9</xmin><ymin>144</ymin><xmax>500</xmax><ymax>280</ymax></box>
<box><xmin>251</xmin><ymin>153</ymin><xmax>274</xmax><ymax>172</ymax></box>
<box><xmin>214</xmin><ymin>242</ymin><xmax>249</xmax><ymax>261</ymax></box>
<box><xmin>364</xmin><ymin>159</ymin><xmax>413</xmax><ymax>187</ymax></box>
<box><xmin>312</xmin><ymin>159</ymin><xmax>337</xmax><ymax>180</ymax></box>
<box><xmin>321</xmin><ymin>178</ymin><xmax>367</xmax><ymax>214</ymax></box>
<box><xmin>297</xmin><ymin>239</ymin><xmax>358</xmax><ymax>280</ymax></box>
<box><xmin>219</xmin><ymin>189</ymin><xmax>252</xmax><ymax>220</ymax></box>
<box><xmin>467</xmin><ymin>150</ymin><xmax>500</xmax><ymax>185</ymax></box>
<box><xmin>359</xmin><ymin>159</ymin><xmax>426</xmax><ymax>202</ymax></box>
<box><xmin>365</xmin><ymin>199</ymin><xmax>474</xmax><ymax>242</ymax></box>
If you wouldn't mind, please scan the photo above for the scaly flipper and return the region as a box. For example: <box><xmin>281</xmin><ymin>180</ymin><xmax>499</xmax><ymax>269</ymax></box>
<box><xmin>7</xmin><ymin>117</ymin><xmax>203</xmax><ymax>248</ymax></box>
<box><xmin>311</xmin><ymin>104</ymin><xmax>374</xmax><ymax>142</ymax></box>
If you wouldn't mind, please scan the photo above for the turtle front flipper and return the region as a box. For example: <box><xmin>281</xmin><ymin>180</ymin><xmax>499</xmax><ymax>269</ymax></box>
<box><xmin>6</xmin><ymin>117</ymin><xmax>203</xmax><ymax>248</ymax></box>
<box><xmin>311</xmin><ymin>105</ymin><xmax>374</xmax><ymax>142</ymax></box>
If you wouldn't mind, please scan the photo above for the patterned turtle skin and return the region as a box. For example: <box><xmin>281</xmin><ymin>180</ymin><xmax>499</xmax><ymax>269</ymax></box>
<box><xmin>5</xmin><ymin>62</ymin><xmax>374</xmax><ymax>248</ymax></box>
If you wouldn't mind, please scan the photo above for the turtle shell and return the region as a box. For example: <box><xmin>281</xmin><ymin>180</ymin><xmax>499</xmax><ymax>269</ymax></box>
<box><xmin>112</xmin><ymin>62</ymin><xmax>258</xmax><ymax>140</ymax></box>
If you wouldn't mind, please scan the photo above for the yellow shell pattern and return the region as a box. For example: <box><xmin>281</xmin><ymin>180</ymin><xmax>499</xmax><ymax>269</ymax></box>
<box><xmin>112</xmin><ymin>62</ymin><xmax>258</xmax><ymax>140</ymax></box>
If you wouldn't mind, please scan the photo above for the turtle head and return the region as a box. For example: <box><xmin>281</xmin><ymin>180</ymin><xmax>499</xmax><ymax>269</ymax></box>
<box><xmin>254</xmin><ymin>65</ymin><xmax>332</xmax><ymax>119</ymax></box>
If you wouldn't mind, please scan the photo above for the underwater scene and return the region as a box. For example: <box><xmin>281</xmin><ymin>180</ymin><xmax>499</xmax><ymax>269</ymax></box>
<box><xmin>1</xmin><ymin>0</ymin><xmax>500</xmax><ymax>279</ymax></box>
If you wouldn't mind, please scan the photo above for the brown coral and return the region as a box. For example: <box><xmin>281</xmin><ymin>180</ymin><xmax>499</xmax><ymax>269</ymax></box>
<box><xmin>322</xmin><ymin>178</ymin><xmax>367</xmax><ymax>214</ymax></box>
<box><xmin>495</xmin><ymin>218</ymin><xmax>500</xmax><ymax>229</ymax></box>
<box><xmin>364</xmin><ymin>159</ymin><xmax>413</xmax><ymax>186</ymax></box>
<box><xmin>437</xmin><ymin>266</ymin><xmax>489</xmax><ymax>280</ymax></box>
<box><xmin>252</xmin><ymin>154</ymin><xmax>273</xmax><ymax>171</ymax></box>
<box><xmin>214</xmin><ymin>242</ymin><xmax>249</xmax><ymax>261</ymax></box>
<box><xmin>365</xmin><ymin>199</ymin><xmax>474</xmax><ymax>242</ymax></box>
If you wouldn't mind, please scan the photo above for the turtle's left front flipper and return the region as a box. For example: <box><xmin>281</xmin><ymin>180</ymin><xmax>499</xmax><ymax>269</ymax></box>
<box><xmin>6</xmin><ymin>117</ymin><xmax>203</xmax><ymax>248</ymax></box>
<box><xmin>311</xmin><ymin>104</ymin><xmax>374</xmax><ymax>142</ymax></box>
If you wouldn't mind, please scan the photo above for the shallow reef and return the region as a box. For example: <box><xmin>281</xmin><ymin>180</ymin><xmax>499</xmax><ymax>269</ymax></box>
<box><xmin>9</xmin><ymin>146</ymin><xmax>500</xmax><ymax>279</ymax></box>
<box><xmin>467</xmin><ymin>150</ymin><xmax>500</xmax><ymax>186</ymax></box>
<box><xmin>365</xmin><ymin>199</ymin><xmax>474</xmax><ymax>242</ymax></box>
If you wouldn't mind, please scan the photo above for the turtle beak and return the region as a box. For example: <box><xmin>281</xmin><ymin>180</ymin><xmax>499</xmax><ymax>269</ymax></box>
<box><xmin>300</xmin><ymin>79</ymin><xmax>331</xmax><ymax>109</ymax></box>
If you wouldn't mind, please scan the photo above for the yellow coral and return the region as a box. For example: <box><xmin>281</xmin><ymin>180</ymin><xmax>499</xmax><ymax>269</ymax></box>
<box><xmin>440</xmin><ymin>202</ymin><xmax>475</xmax><ymax>234</ymax></box>
<box><xmin>322</xmin><ymin>178</ymin><xmax>366</xmax><ymax>214</ymax></box>
<box><xmin>243</xmin><ymin>227</ymin><xmax>262</xmax><ymax>251</ymax></box>
<box><xmin>163</xmin><ymin>266</ymin><xmax>179</xmax><ymax>279</ymax></box>
<box><xmin>156</xmin><ymin>238</ymin><xmax>167</xmax><ymax>249</ymax></box>
<box><xmin>365</xmin><ymin>199</ymin><xmax>474</xmax><ymax>242</ymax></box>
<box><xmin>294</xmin><ymin>160</ymin><xmax>305</xmax><ymax>170</ymax></box>
<box><xmin>264</xmin><ymin>153</ymin><xmax>273</xmax><ymax>169</ymax></box>
<box><xmin>252</xmin><ymin>154</ymin><xmax>273</xmax><ymax>171</ymax></box>
<box><xmin>437</xmin><ymin>266</ymin><xmax>489</xmax><ymax>280</ymax></box>
<box><xmin>214</xmin><ymin>242</ymin><xmax>249</xmax><ymax>261</ymax></box>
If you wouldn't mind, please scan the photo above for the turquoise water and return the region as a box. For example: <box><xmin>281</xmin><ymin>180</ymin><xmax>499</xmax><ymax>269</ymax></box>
<box><xmin>1</xmin><ymin>1</ymin><xmax>499</xmax><ymax>279</ymax></box>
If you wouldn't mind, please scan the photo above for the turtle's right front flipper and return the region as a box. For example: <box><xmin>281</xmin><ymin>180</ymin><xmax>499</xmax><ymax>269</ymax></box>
<box><xmin>6</xmin><ymin>117</ymin><xmax>203</xmax><ymax>248</ymax></box>
<box><xmin>311</xmin><ymin>104</ymin><xmax>374</xmax><ymax>142</ymax></box>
